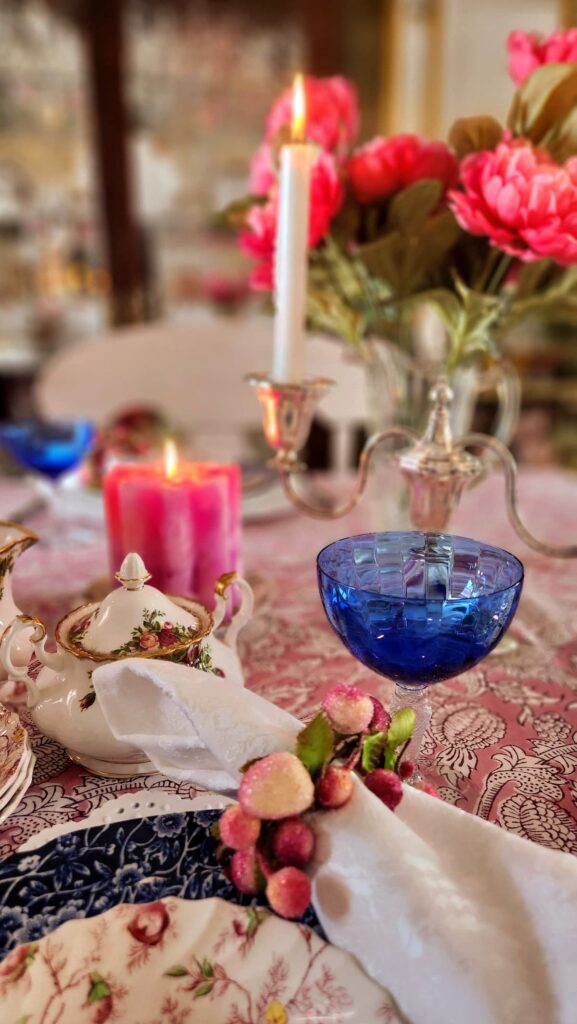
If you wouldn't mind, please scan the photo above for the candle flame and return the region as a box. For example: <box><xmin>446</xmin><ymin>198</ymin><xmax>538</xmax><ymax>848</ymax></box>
<box><xmin>164</xmin><ymin>439</ymin><xmax>179</xmax><ymax>480</ymax></box>
<box><xmin>291</xmin><ymin>73</ymin><xmax>306</xmax><ymax>142</ymax></box>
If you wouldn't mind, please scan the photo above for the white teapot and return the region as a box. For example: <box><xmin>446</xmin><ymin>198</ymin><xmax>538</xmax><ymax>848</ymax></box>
<box><xmin>1</xmin><ymin>553</ymin><xmax>253</xmax><ymax>777</ymax></box>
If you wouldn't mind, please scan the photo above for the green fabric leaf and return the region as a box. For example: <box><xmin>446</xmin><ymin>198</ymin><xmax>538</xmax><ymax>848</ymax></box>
<box><xmin>87</xmin><ymin>974</ymin><xmax>111</xmax><ymax>1004</ymax></box>
<box><xmin>448</xmin><ymin>115</ymin><xmax>503</xmax><ymax>157</ymax></box>
<box><xmin>508</xmin><ymin>63</ymin><xmax>577</xmax><ymax>147</ymax></box>
<box><xmin>194</xmin><ymin>981</ymin><xmax>214</xmax><ymax>998</ymax></box>
<box><xmin>295</xmin><ymin>712</ymin><xmax>335</xmax><ymax>777</ymax></box>
<box><xmin>165</xmin><ymin>965</ymin><xmax>189</xmax><ymax>977</ymax></box>
<box><xmin>387</xmin><ymin>708</ymin><xmax>417</xmax><ymax>749</ymax></box>
<box><xmin>387</xmin><ymin>179</ymin><xmax>442</xmax><ymax>232</ymax></box>
<box><xmin>246</xmin><ymin>906</ymin><xmax>260</xmax><ymax>937</ymax></box>
<box><xmin>361</xmin><ymin>731</ymin><xmax>388</xmax><ymax>773</ymax></box>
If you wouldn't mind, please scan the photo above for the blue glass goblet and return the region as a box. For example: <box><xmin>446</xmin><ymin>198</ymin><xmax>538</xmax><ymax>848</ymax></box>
<box><xmin>317</xmin><ymin>532</ymin><xmax>523</xmax><ymax>764</ymax></box>
<box><xmin>0</xmin><ymin>419</ymin><xmax>95</xmax><ymax>545</ymax></box>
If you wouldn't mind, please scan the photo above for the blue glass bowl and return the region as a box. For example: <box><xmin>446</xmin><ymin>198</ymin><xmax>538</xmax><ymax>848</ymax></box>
<box><xmin>317</xmin><ymin>532</ymin><xmax>523</xmax><ymax>689</ymax></box>
<box><xmin>0</xmin><ymin>420</ymin><xmax>95</xmax><ymax>479</ymax></box>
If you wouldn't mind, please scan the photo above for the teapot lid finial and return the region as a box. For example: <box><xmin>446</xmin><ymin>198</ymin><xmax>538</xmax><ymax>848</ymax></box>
<box><xmin>115</xmin><ymin>553</ymin><xmax>152</xmax><ymax>591</ymax></box>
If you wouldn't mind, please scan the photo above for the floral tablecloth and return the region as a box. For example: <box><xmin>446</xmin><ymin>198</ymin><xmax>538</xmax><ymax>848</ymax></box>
<box><xmin>1</xmin><ymin>467</ymin><xmax>577</xmax><ymax>857</ymax></box>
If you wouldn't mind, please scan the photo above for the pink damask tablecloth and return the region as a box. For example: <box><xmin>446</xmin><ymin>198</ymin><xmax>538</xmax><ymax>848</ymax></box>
<box><xmin>1</xmin><ymin>467</ymin><xmax>577</xmax><ymax>858</ymax></box>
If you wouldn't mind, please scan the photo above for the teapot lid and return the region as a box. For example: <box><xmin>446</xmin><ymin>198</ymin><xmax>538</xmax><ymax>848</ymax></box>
<box><xmin>63</xmin><ymin>553</ymin><xmax>212</xmax><ymax>660</ymax></box>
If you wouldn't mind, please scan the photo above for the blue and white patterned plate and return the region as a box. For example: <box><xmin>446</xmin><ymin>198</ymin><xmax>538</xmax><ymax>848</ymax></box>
<box><xmin>0</xmin><ymin>810</ymin><xmax>322</xmax><ymax>958</ymax></box>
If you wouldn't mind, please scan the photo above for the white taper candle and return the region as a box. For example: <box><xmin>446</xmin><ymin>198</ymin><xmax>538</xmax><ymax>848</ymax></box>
<box><xmin>273</xmin><ymin>75</ymin><xmax>313</xmax><ymax>382</ymax></box>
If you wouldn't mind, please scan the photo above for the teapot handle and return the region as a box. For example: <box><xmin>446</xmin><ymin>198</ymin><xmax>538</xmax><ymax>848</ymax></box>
<box><xmin>1</xmin><ymin>616</ymin><xmax>45</xmax><ymax>705</ymax></box>
<box><xmin>213</xmin><ymin>572</ymin><xmax>254</xmax><ymax>652</ymax></box>
<box><xmin>1</xmin><ymin>614</ymin><xmax>65</xmax><ymax>692</ymax></box>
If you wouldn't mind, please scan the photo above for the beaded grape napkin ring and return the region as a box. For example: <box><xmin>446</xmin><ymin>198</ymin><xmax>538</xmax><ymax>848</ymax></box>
<box><xmin>215</xmin><ymin>685</ymin><xmax>438</xmax><ymax>919</ymax></box>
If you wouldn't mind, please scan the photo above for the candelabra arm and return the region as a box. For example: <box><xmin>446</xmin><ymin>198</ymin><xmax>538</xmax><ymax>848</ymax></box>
<box><xmin>281</xmin><ymin>426</ymin><xmax>418</xmax><ymax>520</ymax></box>
<box><xmin>458</xmin><ymin>433</ymin><xmax>577</xmax><ymax>558</ymax></box>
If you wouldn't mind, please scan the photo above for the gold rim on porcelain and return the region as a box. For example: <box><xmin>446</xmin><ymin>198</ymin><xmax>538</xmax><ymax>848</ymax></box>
<box><xmin>53</xmin><ymin>597</ymin><xmax>214</xmax><ymax>663</ymax></box>
<box><xmin>0</xmin><ymin>520</ymin><xmax>38</xmax><ymax>557</ymax></box>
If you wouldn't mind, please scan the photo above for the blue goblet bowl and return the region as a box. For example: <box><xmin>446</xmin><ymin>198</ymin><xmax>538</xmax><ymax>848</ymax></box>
<box><xmin>0</xmin><ymin>420</ymin><xmax>95</xmax><ymax>480</ymax></box>
<box><xmin>317</xmin><ymin>532</ymin><xmax>523</xmax><ymax>689</ymax></box>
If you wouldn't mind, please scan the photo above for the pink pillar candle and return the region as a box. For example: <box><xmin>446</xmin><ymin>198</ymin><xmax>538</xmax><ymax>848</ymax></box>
<box><xmin>104</xmin><ymin>456</ymin><xmax>241</xmax><ymax>609</ymax></box>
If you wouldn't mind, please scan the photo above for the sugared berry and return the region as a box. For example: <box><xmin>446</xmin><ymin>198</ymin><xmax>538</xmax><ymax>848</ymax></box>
<box><xmin>229</xmin><ymin>848</ymin><xmax>263</xmax><ymax>895</ymax></box>
<box><xmin>322</xmin><ymin>685</ymin><xmax>374</xmax><ymax>735</ymax></box>
<box><xmin>272</xmin><ymin>817</ymin><xmax>315</xmax><ymax>868</ymax></box>
<box><xmin>315</xmin><ymin>765</ymin><xmax>354</xmax><ymax>809</ymax></box>
<box><xmin>239</xmin><ymin>752</ymin><xmax>314</xmax><ymax>821</ymax></box>
<box><xmin>369</xmin><ymin>696</ymin><xmax>391</xmax><ymax>733</ymax></box>
<box><xmin>364</xmin><ymin>768</ymin><xmax>403</xmax><ymax>810</ymax></box>
<box><xmin>266</xmin><ymin>866</ymin><xmax>311</xmax><ymax>919</ymax></box>
<box><xmin>220</xmin><ymin>803</ymin><xmax>261</xmax><ymax>850</ymax></box>
<box><xmin>398</xmin><ymin>760</ymin><xmax>415</xmax><ymax>781</ymax></box>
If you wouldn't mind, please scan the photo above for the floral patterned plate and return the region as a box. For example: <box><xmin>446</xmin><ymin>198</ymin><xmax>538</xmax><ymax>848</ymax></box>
<box><xmin>0</xmin><ymin>810</ymin><xmax>320</xmax><ymax>959</ymax></box>
<box><xmin>0</xmin><ymin>897</ymin><xmax>400</xmax><ymax>1023</ymax></box>
<box><xmin>0</xmin><ymin>704</ymin><xmax>27</xmax><ymax>799</ymax></box>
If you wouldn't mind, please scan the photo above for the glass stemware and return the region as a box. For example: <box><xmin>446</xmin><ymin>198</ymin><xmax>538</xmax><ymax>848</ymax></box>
<box><xmin>317</xmin><ymin>531</ymin><xmax>523</xmax><ymax>765</ymax></box>
<box><xmin>0</xmin><ymin>419</ymin><xmax>95</xmax><ymax>545</ymax></box>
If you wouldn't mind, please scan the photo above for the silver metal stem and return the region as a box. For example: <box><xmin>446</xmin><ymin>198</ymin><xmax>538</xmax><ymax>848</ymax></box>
<box><xmin>281</xmin><ymin>425</ymin><xmax>418</xmax><ymax>519</ymax></box>
<box><xmin>458</xmin><ymin>433</ymin><xmax>577</xmax><ymax>558</ymax></box>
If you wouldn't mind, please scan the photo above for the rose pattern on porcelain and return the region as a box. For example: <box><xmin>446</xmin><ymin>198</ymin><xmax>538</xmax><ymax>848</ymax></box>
<box><xmin>0</xmin><ymin>896</ymin><xmax>397</xmax><ymax>1023</ymax></box>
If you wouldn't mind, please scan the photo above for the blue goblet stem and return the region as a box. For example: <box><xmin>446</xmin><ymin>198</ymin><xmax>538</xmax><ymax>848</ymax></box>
<box><xmin>390</xmin><ymin>683</ymin><xmax>432</xmax><ymax>773</ymax></box>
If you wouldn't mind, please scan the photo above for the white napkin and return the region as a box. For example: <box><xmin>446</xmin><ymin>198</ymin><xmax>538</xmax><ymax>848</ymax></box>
<box><xmin>93</xmin><ymin>659</ymin><xmax>577</xmax><ymax>1024</ymax></box>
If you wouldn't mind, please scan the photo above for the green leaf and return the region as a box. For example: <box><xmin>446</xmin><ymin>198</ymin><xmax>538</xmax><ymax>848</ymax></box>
<box><xmin>295</xmin><ymin>712</ymin><xmax>335</xmax><ymax>776</ymax></box>
<box><xmin>361</xmin><ymin>731</ymin><xmax>388</xmax><ymax>773</ymax></box>
<box><xmin>508</xmin><ymin>63</ymin><xmax>577</xmax><ymax>147</ymax></box>
<box><xmin>239</xmin><ymin>757</ymin><xmax>261</xmax><ymax>773</ymax></box>
<box><xmin>210</xmin><ymin>821</ymin><xmax>221</xmax><ymax>841</ymax></box>
<box><xmin>215</xmin><ymin>193</ymin><xmax>268</xmax><ymax>230</ymax></box>
<box><xmin>387</xmin><ymin>708</ymin><xmax>416</xmax><ymax>749</ymax></box>
<box><xmin>387</xmin><ymin>179</ymin><xmax>442</xmax><ymax>232</ymax></box>
<box><xmin>87</xmin><ymin>973</ymin><xmax>111</xmax><ymax>1005</ymax></box>
<box><xmin>194</xmin><ymin>981</ymin><xmax>214</xmax><ymax>998</ymax></box>
<box><xmin>448</xmin><ymin>115</ymin><xmax>503</xmax><ymax>157</ymax></box>
<box><xmin>165</xmin><ymin>965</ymin><xmax>189</xmax><ymax>977</ymax></box>
<box><xmin>246</xmin><ymin>906</ymin><xmax>260</xmax><ymax>937</ymax></box>
<box><xmin>201</xmin><ymin>957</ymin><xmax>214</xmax><ymax>978</ymax></box>
<box><xmin>14</xmin><ymin>1017</ymin><xmax>30</xmax><ymax>1024</ymax></box>
<box><xmin>543</xmin><ymin>103</ymin><xmax>577</xmax><ymax>161</ymax></box>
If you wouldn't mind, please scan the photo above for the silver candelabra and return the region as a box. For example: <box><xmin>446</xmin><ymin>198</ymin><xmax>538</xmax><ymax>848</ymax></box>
<box><xmin>247</xmin><ymin>371</ymin><xmax>577</xmax><ymax>558</ymax></box>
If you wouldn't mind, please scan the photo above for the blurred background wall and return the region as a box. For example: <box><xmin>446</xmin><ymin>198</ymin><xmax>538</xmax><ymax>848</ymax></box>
<box><xmin>0</xmin><ymin>0</ymin><xmax>576</xmax><ymax>466</ymax></box>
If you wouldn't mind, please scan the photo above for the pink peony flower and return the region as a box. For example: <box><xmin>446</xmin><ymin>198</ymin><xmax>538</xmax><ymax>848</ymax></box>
<box><xmin>239</xmin><ymin>200</ymin><xmax>277</xmax><ymax>290</ymax></box>
<box><xmin>249</xmin><ymin>141</ymin><xmax>277</xmax><ymax>195</ymax></box>
<box><xmin>265</xmin><ymin>75</ymin><xmax>359</xmax><ymax>155</ymax></box>
<box><xmin>139</xmin><ymin>631</ymin><xmax>159</xmax><ymax>650</ymax></box>
<box><xmin>507</xmin><ymin>28</ymin><xmax>577</xmax><ymax>85</ymax></box>
<box><xmin>127</xmin><ymin>901</ymin><xmax>170</xmax><ymax>945</ymax></box>
<box><xmin>240</xmin><ymin>151</ymin><xmax>344</xmax><ymax>291</ymax></box>
<box><xmin>347</xmin><ymin>133</ymin><xmax>459</xmax><ymax>203</ymax></box>
<box><xmin>449</xmin><ymin>139</ymin><xmax>577</xmax><ymax>265</ymax></box>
